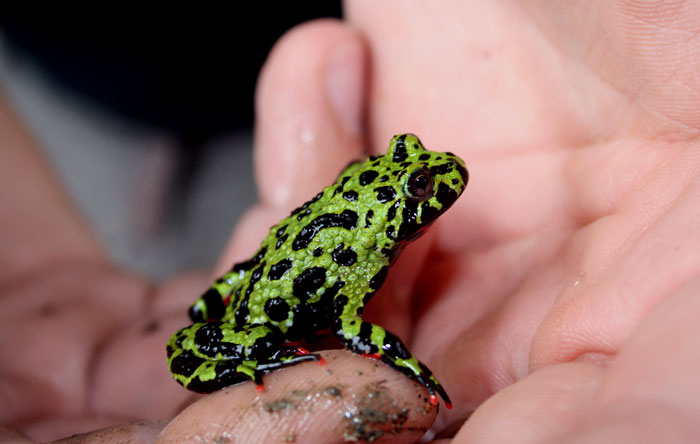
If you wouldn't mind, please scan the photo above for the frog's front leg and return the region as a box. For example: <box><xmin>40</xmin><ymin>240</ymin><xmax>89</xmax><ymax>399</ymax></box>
<box><xmin>167</xmin><ymin>322</ymin><xmax>321</xmax><ymax>393</ymax></box>
<box><xmin>332</xmin><ymin>312</ymin><xmax>452</xmax><ymax>408</ymax></box>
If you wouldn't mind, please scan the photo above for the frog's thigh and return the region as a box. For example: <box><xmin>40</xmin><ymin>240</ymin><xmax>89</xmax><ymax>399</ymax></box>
<box><xmin>169</xmin><ymin>322</ymin><xmax>322</xmax><ymax>391</ymax></box>
<box><xmin>167</xmin><ymin>322</ymin><xmax>276</xmax><ymax>392</ymax></box>
<box><xmin>192</xmin><ymin>322</ymin><xmax>278</xmax><ymax>361</ymax></box>
<box><xmin>188</xmin><ymin>271</ymin><xmax>242</xmax><ymax>322</ymax></box>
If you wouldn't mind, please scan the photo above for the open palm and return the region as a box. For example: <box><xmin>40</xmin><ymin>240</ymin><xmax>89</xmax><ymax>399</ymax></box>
<box><xmin>2</xmin><ymin>2</ymin><xmax>699</xmax><ymax>443</ymax></box>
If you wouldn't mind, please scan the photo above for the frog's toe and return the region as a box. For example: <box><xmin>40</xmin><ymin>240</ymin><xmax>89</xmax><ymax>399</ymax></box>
<box><xmin>413</xmin><ymin>364</ymin><xmax>452</xmax><ymax>409</ymax></box>
<box><xmin>287</xmin><ymin>345</ymin><xmax>327</xmax><ymax>365</ymax></box>
<box><xmin>426</xmin><ymin>375</ymin><xmax>452</xmax><ymax>409</ymax></box>
<box><xmin>258</xmin><ymin>347</ymin><xmax>323</xmax><ymax>371</ymax></box>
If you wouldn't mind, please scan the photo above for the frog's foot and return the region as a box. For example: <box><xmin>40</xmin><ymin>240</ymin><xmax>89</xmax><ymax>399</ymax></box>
<box><xmin>167</xmin><ymin>322</ymin><xmax>323</xmax><ymax>393</ymax></box>
<box><xmin>258</xmin><ymin>344</ymin><xmax>324</xmax><ymax>371</ymax></box>
<box><xmin>250</xmin><ymin>345</ymin><xmax>324</xmax><ymax>392</ymax></box>
<box><xmin>333</xmin><ymin>318</ymin><xmax>452</xmax><ymax>409</ymax></box>
<box><xmin>284</xmin><ymin>344</ymin><xmax>327</xmax><ymax>365</ymax></box>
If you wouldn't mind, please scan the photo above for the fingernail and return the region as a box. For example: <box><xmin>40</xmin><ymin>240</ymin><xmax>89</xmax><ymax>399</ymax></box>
<box><xmin>324</xmin><ymin>40</ymin><xmax>365</xmax><ymax>136</ymax></box>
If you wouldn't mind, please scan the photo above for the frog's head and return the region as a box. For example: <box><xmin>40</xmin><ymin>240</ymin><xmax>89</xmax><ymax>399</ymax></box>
<box><xmin>325</xmin><ymin>133</ymin><xmax>467</xmax><ymax>261</ymax></box>
<box><xmin>381</xmin><ymin>133</ymin><xmax>468</xmax><ymax>245</ymax></box>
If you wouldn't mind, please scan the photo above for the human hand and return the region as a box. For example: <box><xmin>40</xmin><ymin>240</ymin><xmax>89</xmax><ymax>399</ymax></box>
<box><xmin>3</xmin><ymin>1</ymin><xmax>700</xmax><ymax>442</ymax></box>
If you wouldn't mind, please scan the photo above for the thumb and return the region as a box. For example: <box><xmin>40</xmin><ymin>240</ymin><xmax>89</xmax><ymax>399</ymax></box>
<box><xmin>255</xmin><ymin>18</ymin><xmax>367</xmax><ymax>207</ymax></box>
<box><xmin>216</xmin><ymin>19</ymin><xmax>368</xmax><ymax>272</ymax></box>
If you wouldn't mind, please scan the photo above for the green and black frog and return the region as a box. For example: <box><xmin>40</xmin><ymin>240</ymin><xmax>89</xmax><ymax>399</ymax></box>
<box><xmin>167</xmin><ymin>134</ymin><xmax>468</xmax><ymax>408</ymax></box>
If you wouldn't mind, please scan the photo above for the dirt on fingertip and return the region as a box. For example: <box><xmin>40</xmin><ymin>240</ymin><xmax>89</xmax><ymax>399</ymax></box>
<box><xmin>341</xmin><ymin>380</ymin><xmax>433</xmax><ymax>442</ymax></box>
<box><xmin>262</xmin><ymin>384</ymin><xmax>346</xmax><ymax>414</ymax></box>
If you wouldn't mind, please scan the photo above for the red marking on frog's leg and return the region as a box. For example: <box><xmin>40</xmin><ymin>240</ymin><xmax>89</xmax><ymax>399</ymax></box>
<box><xmin>362</xmin><ymin>353</ymin><xmax>382</xmax><ymax>360</ymax></box>
<box><xmin>292</xmin><ymin>346</ymin><xmax>326</xmax><ymax>365</ymax></box>
<box><xmin>294</xmin><ymin>346</ymin><xmax>310</xmax><ymax>355</ymax></box>
<box><xmin>429</xmin><ymin>393</ymin><xmax>452</xmax><ymax>409</ymax></box>
<box><xmin>256</xmin><ymin>384</ymin><xmax>265</xmax><ymax>393</ymax></box>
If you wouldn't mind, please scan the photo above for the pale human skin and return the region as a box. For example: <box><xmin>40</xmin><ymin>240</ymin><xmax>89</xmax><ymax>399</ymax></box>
<box><xmin>2</xmin><ymin>1</ymin><xmax>700</xmax><ymax>443</ymax></box>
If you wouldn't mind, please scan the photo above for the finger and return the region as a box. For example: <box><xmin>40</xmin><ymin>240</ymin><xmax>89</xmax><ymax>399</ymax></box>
<box><xmin>452</xmin><ymin>274</ymin><xmax>700</xmax><ymax>443</ymax></box>
<box><xmin>0</xmin><ymin>95</ymin><xmax>101</xmax><ymax>282</ymax></box>
<box><xmin>255</xmin><ymin>19</ymin><xmax>366</xmax><ymax>207</ymax></box>
<box><xmin>158</xmin><ymin>350</ymin><xmax>438</xmax><ymax>444</ymax></box>
<box><xmin>568</xmin><ymin>275</ymin><xmax>700</xmax><ymax>442</ymax></box>
<box><xmin>215</xmin><ymin>19</ymin><xmax>367</xmax><ymax>273</ymax></box>
<box><xmin>23</xmin><ymin>420</ymin><xmax>166</xmax><ymax>444</ymax></box>
<box><xmin>0</xmin><ymin>265</ymin><xmax>148</xmax><ymax>426</ymax></box>
<box><xmin>450</xmin><ymin>362</ymin><xmax>604</xmax><ymax>443</ymax></box>
<box><xmin>531</xmin><ymin>143</ymin><xmax>700</xmax><ymax>369</ymax></box>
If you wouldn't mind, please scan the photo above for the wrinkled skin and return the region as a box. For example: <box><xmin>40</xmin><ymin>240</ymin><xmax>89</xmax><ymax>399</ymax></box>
<box><xmin>2</xmin><ymin>1</ymin><xmax>700</xmax><ymax>443</ymax></box>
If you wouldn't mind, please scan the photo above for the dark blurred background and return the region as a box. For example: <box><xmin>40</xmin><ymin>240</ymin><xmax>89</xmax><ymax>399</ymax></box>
<box><xmin>0</xmin><ymin>5</ymin><xmax>342</xmax><ymax>147</ymax></box>
<box><xmin>0</xmin><ymin>4</ymin><xmax>342</xmax><ymax>278</ymax></box>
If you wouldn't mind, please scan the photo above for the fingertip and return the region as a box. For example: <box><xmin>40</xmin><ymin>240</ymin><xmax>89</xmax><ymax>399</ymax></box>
<box><xmin>161</xmin><ymin>350</ymin><xmax>439</xmax><ymax>443</ymax></box>
<box><xmin>323</xmin><ymin>36</ymin><xmax>366</xmax><ymax>137</ymax></box>
<box><xmin>453</xmin><ymin>362</ymin><xmax>604</xmax><ymax>443</ymax></box>
<box><xmin>255</xmin><ymin>19</ymin><xmax>368</xmax><ymax>207</ymax></box>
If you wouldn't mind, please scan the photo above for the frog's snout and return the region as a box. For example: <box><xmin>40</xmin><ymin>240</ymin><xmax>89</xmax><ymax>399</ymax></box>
<box><xmin>442</xmin><ymin>151</ymin><xmax>469</xmax><ymax>197</ymax></box>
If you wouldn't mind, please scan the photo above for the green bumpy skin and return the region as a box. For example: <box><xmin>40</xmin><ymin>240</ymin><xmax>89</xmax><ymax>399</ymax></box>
<box><xmin>167</xmin><ymin>134</ymin><xmax>468</xmax><ymax>408</ymax></box>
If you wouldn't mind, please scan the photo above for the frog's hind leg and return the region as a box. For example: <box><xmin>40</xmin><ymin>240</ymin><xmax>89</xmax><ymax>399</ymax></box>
<box><xmin>332</xmin><ymin>314</ymin><xmax>452</xmax><ymax>409</ymax></box>
<box><xmin>167</xmin><ymin>322</ymin><xmax>322</xmax><ymax>393</ymax></box>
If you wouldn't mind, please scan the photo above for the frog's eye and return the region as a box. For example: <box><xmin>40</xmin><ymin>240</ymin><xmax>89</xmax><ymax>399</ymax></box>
<box><xmin>405</xmin><ymin>168</ymin><xmax>434</xmax><ymax>200</ymax></box>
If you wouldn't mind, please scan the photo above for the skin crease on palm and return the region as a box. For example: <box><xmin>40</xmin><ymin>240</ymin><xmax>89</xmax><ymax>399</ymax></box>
<box><xmin>1</xmin><ymin>1</ymin><xmax>700</xmax><ymax>442</ymax></box>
